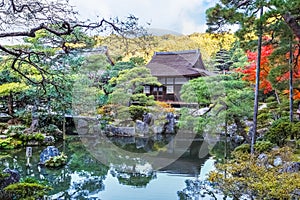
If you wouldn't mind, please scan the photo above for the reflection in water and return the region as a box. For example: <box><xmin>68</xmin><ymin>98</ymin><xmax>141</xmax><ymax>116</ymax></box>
<box><xmin>0</xmin><ymin>135</ymin><xmax>225</xmax><ymax>199</ymax></box>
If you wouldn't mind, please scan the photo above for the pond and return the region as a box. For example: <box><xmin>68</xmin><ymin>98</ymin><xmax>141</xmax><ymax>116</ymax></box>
<box><xmin>0</xmin><ymin>135</ymin><xmax>228</xmax><ymax>200</ymax></box>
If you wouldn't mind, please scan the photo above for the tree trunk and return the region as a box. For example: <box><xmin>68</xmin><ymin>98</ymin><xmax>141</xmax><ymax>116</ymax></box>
<box><xmin>7</xmin><ymin>92</ymin><xmax>13</xmax><ymax>115</ymax></box>
<box><xmin>251</xmin><ymin>6</ymin><xmax>264</xmax><ymax>154</ymax></box>
<box><xmin>283</xmin><ymin>13</ymin><xmax>300</xmax><ymax>40</ymax></box>
<box><xmin>289</xmin><ymin>38</ymin><xmax>294</xmax><ymax>139</ymax></box>
<box><xmin>275</xmin><ymin>90</ymin><xmax>281</xmax><ymax>105</ymax></box>
<box><xmin>234</xmin><ymin>116</ymin><xmax>251</xmax><ymax>144</ymax></box>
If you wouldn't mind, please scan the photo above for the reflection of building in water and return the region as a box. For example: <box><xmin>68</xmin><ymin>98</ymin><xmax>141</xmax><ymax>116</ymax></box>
<box><xmin>159</xmin><ymin>139</ymin><xmax>210</xmax><ymax>176</ymax></box>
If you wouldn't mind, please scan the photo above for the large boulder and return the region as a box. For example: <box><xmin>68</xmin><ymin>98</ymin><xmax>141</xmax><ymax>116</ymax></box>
<box><xmin>40</xmin><ymin>146</ymin><xmax>60</xmax><ymax>165</ymax></box>
<box><xmin>0</xmin><ymin>168</ymin><xmax>20</xmax><ymax>190</ymax></box>
<box><xmin>135</xmin><ymin>120</ymin><xmax>149</xmax><ymax>135</ymax></box>
<box><xmin>164</xmin><ymin>113</ymin><xmax>176</xmax><ymax>134</ymax></box>
<box><xmin>143</xmin><ymin>112</ymin><xmax>154</xmax><ymax>126</ymax></box>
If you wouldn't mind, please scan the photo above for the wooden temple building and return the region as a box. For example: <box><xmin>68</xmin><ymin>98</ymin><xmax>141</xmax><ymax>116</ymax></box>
<box><xmin>145</xmin><ymin>49</ymin><xmax>212</xmax><ymax>103</ymax></box>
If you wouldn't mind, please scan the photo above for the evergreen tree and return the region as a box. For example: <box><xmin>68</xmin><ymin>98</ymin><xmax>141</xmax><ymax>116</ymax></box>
<box><xmin>214</xmin><ymin>49</ymin><xmax>233</xmax><ymax>72</ymax></box>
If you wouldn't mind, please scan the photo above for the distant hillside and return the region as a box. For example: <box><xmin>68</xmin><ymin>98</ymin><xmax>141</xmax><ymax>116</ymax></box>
<box><xmin>96</xmin><ymin>33</ymin><xmax>236</xmax><ymax>69</ymax></box>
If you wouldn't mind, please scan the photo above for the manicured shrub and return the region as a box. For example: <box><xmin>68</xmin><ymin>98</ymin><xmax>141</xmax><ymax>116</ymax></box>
<box><xmin>131</xmin><ymin>93</ymin><xmax>155</xmax><ymax>106</ymax></box>
<box><xmin>4</xmin><ymin>177</ymin><xmax>52</xmax><ymax>200</ymax></box>
<box><xmin>264</xmin><ymin>117</ymin><xmax>292</xmax><ymax>146</ymax></box>
<box><xmin>128</xmin><ymin>105</ymin><xmax>149</xmax><ymax>121</ymax></box>
<box><xmin>254</xmin><ymin>140</ymin><xmax>274</xmax><ymax>153</ymax></box>
<box><xmin>45</xmin><ymin>153</ymin><xmax>67</xmax><ymax>168</ymax></box>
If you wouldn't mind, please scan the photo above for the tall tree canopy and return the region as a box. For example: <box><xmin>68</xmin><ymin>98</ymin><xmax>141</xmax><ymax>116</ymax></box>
<box><xmin>206</xmin><ymin>0</ymin><xmax>300</xmax><ymax>41</ymax></box>
<box><xmin>0</xmin><ymin>0</ymin><xmax>146</xmax><ymax>88</ymax></box>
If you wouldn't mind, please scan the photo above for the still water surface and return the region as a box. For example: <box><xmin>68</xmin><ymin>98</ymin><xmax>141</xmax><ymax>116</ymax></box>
<box><xmin>0</xmin><ymin>135</ymin><xmax>225</xmax><ymax>200</ymax></box>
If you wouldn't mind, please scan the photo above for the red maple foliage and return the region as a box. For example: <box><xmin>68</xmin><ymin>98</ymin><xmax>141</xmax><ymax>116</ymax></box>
<box><xmin>239</xmin><ymin>42</ymin><xmax>300</xmax><ymax>99</ymax></box>
<box><xmin>241</xmin><ymin>44</ymin><xmax>274</xmax><ymax>94</ymax></box>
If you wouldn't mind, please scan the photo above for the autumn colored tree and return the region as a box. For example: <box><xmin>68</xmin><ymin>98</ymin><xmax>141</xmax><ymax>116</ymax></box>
<box><xmin>241</xmin><ymin>44</ymin><xmax>274</xmax><ymax>94</ymax></box>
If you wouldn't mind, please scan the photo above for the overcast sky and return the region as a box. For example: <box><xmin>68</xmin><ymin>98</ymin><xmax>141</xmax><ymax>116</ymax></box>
<box><xmin>70</xmin><ymin>0</ymin><xmax>218</xmax><ymax>35</ymax></box>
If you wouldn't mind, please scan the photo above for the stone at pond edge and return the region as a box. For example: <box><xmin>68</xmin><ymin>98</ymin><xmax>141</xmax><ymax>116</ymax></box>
<box><xmin>0</xmin><ymin>168</ymin><xmax>20</xmax><ymax>190</ymax></box>
<box><xmin>40</xmin><ymin>146</ymin><xmax>60</xmax><ymax>165</ymax></box>
<box><xmin>164</xmin><ymin>113</ymin><xmax>176</xmax><ymax>134</ymax></box>
<box><xmin>135</xmin><ymin>120</ymin><xmax>149</xmax><ymax>135</ymax></box>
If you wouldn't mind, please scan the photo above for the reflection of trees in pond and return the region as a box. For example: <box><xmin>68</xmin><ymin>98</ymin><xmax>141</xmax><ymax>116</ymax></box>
<box><xmin>108</xmin><ymin>135</ymin><xmax>171</xmax><ymax>154</ymax></box>
<box><xmin>116</xmin><ymin>173</ymin><xmax>156</xmax><ymax>188</ymax></box>
<box><xmin>110</xmin><ymin>165</ymin><xmax>157</xmax><ymax>188</ymax></box>
<box><xmin>47</xmin><ymin>140</ymin><xmax>109</xmax><ymax>198</ymax></box>
<box><xmin>209</xmin><ymin>140</ymin><xmax>234</xmax><ymax>163</ymax></box>
<box><xmin>0</xmin><ymin>138</ymin><xmax>110</xmax><ymax>199</ymax></box>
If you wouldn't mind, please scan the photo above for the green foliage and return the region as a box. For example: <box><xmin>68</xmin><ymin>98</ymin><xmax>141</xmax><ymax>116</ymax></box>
<box><xmin>257</xmin><ymin>109</ymin><xmax>273</xmax><ymax>129</ymax></box>
<box><xmin>265</xmin><ymin>117</ymin><xmax>292</xmax><ymax>146</ymax></box>
<box><xmin>291</xmin><ymin>122</ymin><xmax>300</xmax><ymax>140</ymax></box>
<box><xmin>1</xmin><ymin>125</ymin><xmax>46</xmax><ymax>148</ymax></box>
<box><xmin>128</xmin><ymin>105</ymin><xmax>150</xmax><ymax>121</ymax></box>
<box><xmin>0</xmin><ymin>171</ymin><xmax>9</xmax><ymax>180</ymax></box>
<box><xmin>180</xmin><ymin>74</ymin><xmax>253</xmax><ymax>135</ymax></box>
<box><xmin>7</xmin><ymin>125</ymin><xmax>27</xmax><ymax>137</ymax></box>
<box><xmin>213</xmin><ymin>49</ymin><xmax>233</xmax><ymax>71</ymax></box>
<box><xmin>254</xmin><ymin>141</ymin><xmax>274</xmax><ymax>153</ymax></box>
<box><xmin>109</xmin><ymin>66</ymin><xmax>160</xmax><ymax>107</ymax></box>
<box><xmin>129</xmin><ymin>56</ymin><xmax>145</xmax><ymax>65</ymax></box>
<box><xmin>180</xmin><ymin>78</ymin><xmax>210</xmax><ymax>106</ymax></box>
<box><xmin>18</xmin><ymin>133</ymin><xmax>45</xmax><ymax>144</ymax></box>
<box><xmin>131</xmin><ymin>93</ymin><xmax>155</xmax><ymax>106</ymax></box>
<box><xmin>0</xmin><ymin>137</ymin><xmax>22</xmax><ymax>149</ymax></box>
<box><xmin>4</xmin><ymin>177</ymin><xmax>52</xmax><ymax>200</ymax></box>
<box><xmin>45</xmin><ymin>153</ymin><xmax>68</xmax><ymax>168</ymax></box>
<box><xmin>0</xmin><ymin>82</ymin><xmax>29</xmax><ymax>97</ymax></box>
<box><xmin>234</xmin><ymin>144</ymin><xmax>250</xmax><ymax>153</ymax></box>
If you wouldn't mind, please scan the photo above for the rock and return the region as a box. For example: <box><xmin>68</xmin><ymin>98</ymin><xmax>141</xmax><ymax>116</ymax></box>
<box><xmin>152</xmin><ymin>125</ymin><xmax>163</xmax><ymax>134</ymax></box>
<box><xmin>227</xmin><ymin>123</ymin><xmax>237</xmax><ymax>136</ymax></box>
<box><xmin>257</xmin><ymin>153</ymin><xmax>268</xmax><ymax>167</ymax></box>
<box><xmin>135</xmin><ymin>120</ymin><xmax>149</xmax><ymax>135</ymax></box>
<box><xmin>119</xmin><ymin>127</ymin><xmax>135</xmax><ymax>136</ymax></box>
<box><xmin>273</xmin><ymin>157</ymin><xmax>283</xmax><ymax>167</ymax></box>
<box><xmin>280</xmin><ymin>162</ymin><xmax>300</xmax><ymax>173</ymax></box>
<box><xmin>190</xmin><ymin>107</ymin><xmax>210</xmax><ymax>116</ymax></box>
<box><xmin>104</xmin><ymin>125</ymin><xmax>135</xmax><ymax>137</ymax></box>
<box><xmin>77</xmin><ymin>119</ymin><xmax>89</xmax><ymax>129</ymax></box>
<box><xmin>0</xmin><ymin>168</ymin><xmax>20</xmax><ymax>189</ymax></box>
<box><xmin>40</xmin><ymin>146</ymin><xmax>60</xmax><ymax>165</ymax></box>
<box><xmin>0</xmin><ymin>113</ymin><xmax>12</xmax><ymax>123</ymax></box>
<box><xmin>136</xmin><ymin>137</ymin><xmax>148</xmax><ymax>149</ymax></box>
<box><xmin>164</xmin><ymin>113</ymin><xmax>176</xmax><ymax>134</ymax></box>
<box><xmin>143</xmin><ymin>112</ymin><xmax>154</xmax><ymax>126</ymax></box>
<box><xmin>43</xmin><ymin>136</ymin><xmax>55</xmax><ymax>144</ymax></box>
<box><xmin>0</xmin><ymin>135</ymin><xmax>7</xmax><ymax>139</ymax></box>
<box><xmin>231</xmin><ymin>135</ymin><xmax>245</xmax><ymax>144</ymax></box>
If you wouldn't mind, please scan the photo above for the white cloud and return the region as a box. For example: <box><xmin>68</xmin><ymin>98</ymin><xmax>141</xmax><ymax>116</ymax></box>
<box><xmin>70</xmin><ymin>0</ymin><xmax>218</xmax><ymax>34</ymax></box>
